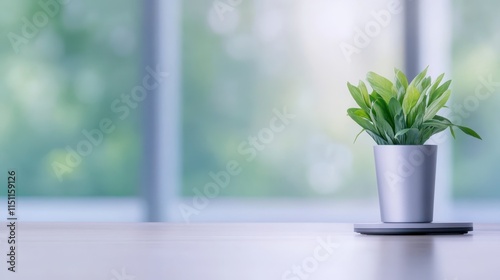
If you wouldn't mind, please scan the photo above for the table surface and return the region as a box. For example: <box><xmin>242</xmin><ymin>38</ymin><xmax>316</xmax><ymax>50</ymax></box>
<box><xmin>1</xmin><ymin>223</ymin><xmax>500</xmax><ymax>280</ymax></box>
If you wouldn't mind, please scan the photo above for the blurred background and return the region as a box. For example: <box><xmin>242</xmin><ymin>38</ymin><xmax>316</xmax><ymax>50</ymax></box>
<box><xmin>0</xmin><ymin>0</ymin><xmax>498</xmax><ymax>222</ymax></box>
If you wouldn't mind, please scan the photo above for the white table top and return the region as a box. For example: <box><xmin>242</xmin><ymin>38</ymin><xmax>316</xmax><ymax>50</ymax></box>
<box><xmin>1</xmin><ymin>223</ymin><xmax>499</xmax><ymax>280</ymax></box>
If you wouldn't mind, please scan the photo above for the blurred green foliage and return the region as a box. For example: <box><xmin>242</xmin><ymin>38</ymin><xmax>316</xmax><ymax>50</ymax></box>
<box><xmin>452</xmin><ymin>0</ymin><xmax>500</xmax><ymax>199</ymax></box>
<box><xmin>181</xmin><ymin>0</ymin><xmax>403</xmax><ymax>198</ymax></box>
<box><xmin>0</xmin><ymin>0</ymin><xmax>142</xmax><ymax>196</ymax></box>
<box><xmin>182</xmin><ymin>0</ymin><xmax>499</xmax><ymax>200</ymax></box>
<box><xmin>2</xmin><ymin>0</ymin><xmax>497</xmax><ymax>201</ymax></box>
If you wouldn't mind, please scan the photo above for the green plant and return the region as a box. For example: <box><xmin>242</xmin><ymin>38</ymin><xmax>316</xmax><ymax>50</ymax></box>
<box><xmin>347</xmin><ymin>67</ymin><xmax>481</xmax><ymax>145</ymax></box>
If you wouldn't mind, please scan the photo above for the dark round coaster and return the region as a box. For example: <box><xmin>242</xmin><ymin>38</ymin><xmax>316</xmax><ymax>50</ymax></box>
<box><xmin>354</xmin><ymin>222</ymin><xmax>473</xmax><ymax>235</ymax></box>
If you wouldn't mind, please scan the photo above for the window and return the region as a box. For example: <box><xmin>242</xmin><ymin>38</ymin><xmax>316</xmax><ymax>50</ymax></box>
<box><xmin>3</xmin><ymin>0</ymin><xmax>499</xmax><ymax>222</ymax></box>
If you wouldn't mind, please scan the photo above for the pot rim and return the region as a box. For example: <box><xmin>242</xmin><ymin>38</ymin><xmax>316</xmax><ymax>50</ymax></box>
<box><xmin>373</xmin><ymin>144</ymin><xmax>437</xmax><ymax>146</ymax></box>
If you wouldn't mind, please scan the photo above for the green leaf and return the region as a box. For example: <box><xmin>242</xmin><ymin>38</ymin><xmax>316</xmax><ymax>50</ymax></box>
<box><xmin>409</xmin><ymin>66</ymin><xmax>429</xmax><ymax>88</ymax></box>
<box><xmin>418</xmin><ymin>76</ymin><xmax>432</xmax><ymax>94</ymax></box>
<box><xmin>369</xmin><ymin>91</ymin><xmax>382</xmax><ymax>103</ymax></box>
<box><xmin>384</xmin><ymin>132</ymin><xmax>394</xmax><ymax>144</ymax></box>
<box><xmin>449</xmin><ymin>125</ymin><xmax>456</xmax><ymax>139</ymax></box>
<box><xmin>359</xmin><ymin>110</ymin><xmax>370</xmax><ymax>119</ymax></box>
<box><xmin>424</xmin><ymin>115</ymin><xmax>481</xmax><ymax>140</ymax></box>
<box><xmin>351</xmin><ymin>107</ymin><xmax>370</xmax><ymax>119</ymax></box>
<box><xmin>370</xmin><ymin>102</ymin><xmax>394</xmax><ymax>142</ymax></box>
<box><xmin>402</xmin><ymin>85</ymin><xmax>420</xmax><ymax>116</ymax></box>
<box><xmin>367</xmin><ymin>72</ymin><xmax>395</xmax><ymax>104</ymax></box>
<box><xmin>395</xmin><ymin>128</ymin><xmax>414</xmax><ymax>138</ymax></box>
<box><xmin>394</xmin><ymin>68</ymin><xmax>408</xmax><ymax>89</ymax></box>
<box><xmin>405</xmin><ymin>128</ymin><xmax>421</xmax><ymax>144</ymax></box>
<box><xmin>347</xmin><ymin>82</ymin><xmax>370</xmax><ymax>113</ymax></box>
<box><xmin>394</xmin><ymin>68</ymin><xmax>408</xmax><ymax>103</ymax></box>
<box><xmin>367</xmin><ymin>130</ymin><xmax>388</xmax><ymax>145</ymax></box>
<box><xmin>409</xmin><ymin>94</ymin><xmax>427</xmax><ymax>128</ymax></box>
<box><xmin>387</xmin><ymin>98</ymin><xmax>406</xmax><ymax>132</ymax></box>
<box><xmin>393</xmin><ymin>110</ymin><xmax>406</xmax><ymax>134</ymax></box>
<box><xmin>419</xmin><ymin>125</ymin><xmax>447</xmax><ymax>143</ymax></box>
<box><xmin>432</xmin><ymin>115</ymin><xmax>453</xmax><ymax>124</ymax></box>
<box><xmin>427</xmin><ymin>73</ymin><xmax>445</xmax><ymax>103</ymax></box>
<box><xmin>419</xmin><ymin>127</ymin><xmax>433</xmax><ymax>144</ymax></box>
<box><xmin>347</xmin><ymin>108</ymin><xmax>369</xmax><ymax>119</ymax></box>
<box><xmin>422</xmin><ymin>119</ymin><xmax>448</xmax><ymax>128</ymax></box>
<box><xmin>387</xmin><ymin>98</ymin><xmax>401</xmax><ymax>119</ymax></box>
<box><xmin>353</xmin><ymin>129</ymin><xmax>365</xmax><ymax>143</ymax></box>
<box><xmin>358</xmin><ymin>80</ymin><xmax>371</xmax><ymax>109</ymax></box>
<box><xmin>424</xmin><ymin>89</ymin><xmax>451</xmax><ymax>121</ymax></box>
<box><xmin>419</xmin><ymin>115</ymin><xmax>453</xmax><ymax>143</ymax></box>
<box><xmin>373</xmin><ymin>98</ymin><xmax>394</xmax><ymax>127</ymax></box>
<box><xmin>428</xmin><ymin>80</ymin><xmax>451</xmax><ymax>105</ymax></box>
<box><xmin>347</xmin><ymin>108</ymin><xmax>377</xmax><ymax>134</ymax></box>
<box><xmin>457</xmin><ymin>125</ymin><xmax>482</xmax><ymax>140</ymax></box>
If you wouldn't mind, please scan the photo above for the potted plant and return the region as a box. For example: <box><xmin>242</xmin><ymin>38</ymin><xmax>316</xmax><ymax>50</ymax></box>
<box><xmin>347</xmin><ymin>67</ymin><xmax>481</xmax><ymax>223</ymax></box>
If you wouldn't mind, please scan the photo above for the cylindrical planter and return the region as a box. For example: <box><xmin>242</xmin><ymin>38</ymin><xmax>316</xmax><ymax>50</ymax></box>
<box><xmin>374</xmin><ymin>145</ymin><xmax>437</xmax><ymax>223</ymax></box>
